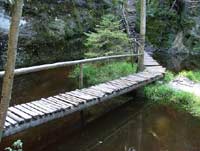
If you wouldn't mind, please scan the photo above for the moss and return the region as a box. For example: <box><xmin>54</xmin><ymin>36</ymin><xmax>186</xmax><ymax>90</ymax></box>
<box><xmin>70</xmin><ymin>61</ymin><xmax>137</xmax><ymax>85</ymax></box>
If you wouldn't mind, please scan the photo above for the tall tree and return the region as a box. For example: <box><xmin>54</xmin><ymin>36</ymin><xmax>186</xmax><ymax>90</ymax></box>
<box><xmin>0</xmin><ymin>0</ymin><xmax>24</xmax><ymax>141</ymax></box>
<box><xmin>138</xmin><ymin>0</ymin><xmax>146</xmax><ymax>71</ymax></box>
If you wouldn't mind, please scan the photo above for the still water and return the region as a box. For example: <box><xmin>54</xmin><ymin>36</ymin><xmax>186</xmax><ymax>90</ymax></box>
<box><xmin>38</xmin><ymin>100</ymin><xmax>200</xmax><ymax>151</ymax></box>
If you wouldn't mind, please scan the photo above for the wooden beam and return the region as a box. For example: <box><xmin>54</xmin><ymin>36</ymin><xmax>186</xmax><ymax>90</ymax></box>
<box><xmin>0</xmin><ymin>54</ymin><xmax>142</xmax><ymax>77</ymax></box>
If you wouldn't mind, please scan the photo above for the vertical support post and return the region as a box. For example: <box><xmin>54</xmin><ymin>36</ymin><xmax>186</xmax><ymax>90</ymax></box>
<box><xmin>80</xmin><ymin>110</ymin><xmax>85</xmax><ymax>127</ymax></box>
<box><xmin>79</xmin><ymin>63</ymin><xmax>83</xmax><ymax>89</ymax></box>
<box><xmin>138</xmin><ymin>0</ymin><xmax>146</xmax><ymax>71</ymax></box>
<box><xmin>0</xmin><ymin>0</ymin><xmax>24</xmax><ymax>141</ymax></box>
<box><xmin>79</xmin><ymin>63</ymin><xmax>84</xmax><ymax>127</ymax></box>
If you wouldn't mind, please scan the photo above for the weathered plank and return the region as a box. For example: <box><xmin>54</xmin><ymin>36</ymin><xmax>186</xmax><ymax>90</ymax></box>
<box><xmin>21</xmin><ymin>104</ymin><xmax>44</xmax><ymax>116</ymax></box>
<box><xmin>8</xmin><ymin>107</ymin><xmax>32</xmax><ymax>121</ymax></box>
<box><xmin>6</xmin><ymin>111</ymin><xmax>24</xmax><ymax>123</ymax></box>
<box><xmin>62</xmin><ymin>93</ymin><xmax>87</xmax><ymax>104</ymax></box>
<box><xmin>6</xmin><ymin>116</ymin><xmax>17</xmax><ymax>125</ymax></box>
<box><xmin>15</xmin><ymin>105</ymin><xmax>39</xmax><ymax>118</ymax></box>
<box><xmin>53</xmin><ymin>95</ymin><xmax>78</xmax><ymax>107</ymax></box>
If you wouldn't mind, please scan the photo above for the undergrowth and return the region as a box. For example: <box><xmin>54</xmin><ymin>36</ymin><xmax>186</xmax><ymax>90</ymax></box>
<box><xmin>144</xmin><ymin>71</ymin><xmax>200</xmax><ymax>117</ymax></box>
<box><xmin>179</xmin><ymin>71</ymin><xmax>200</xmax><ymax>82</ymax></box>
<box><xmin>70</xmin><ymin>61</ymin><xmax>137</xmax><ymax>85</ymax></box>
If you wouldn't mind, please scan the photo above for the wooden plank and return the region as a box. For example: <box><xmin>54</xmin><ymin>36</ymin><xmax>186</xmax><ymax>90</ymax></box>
<box><xmin>26</xmin><ymin>103</ymin><xmax>50</xmax><ymax>114</ymax></box>
<box><xmin>36</xmin><ymin>101</ymin><xmax>61</xmax><ymax>112</ymax></box>
<box><xmin>79</xmin><ymin>88</ymin><xmax>105</xmax><ymax>98</ymax></box>
<box><xmin>112</xmin><ymin>79</ymin><xmax>132</xmax><ymax>87</ymax></box>
<box><xmin>15</xmin><ymin>105</ymin><xmax>39</xmax><ymax>118</ymax></box>
<box><xmin>97</xmin><ymin>83</ymin><xmax>117</xmax><ymax>91</ymax></box>
<box><xmin>88</xmin><ymin>87</ymin><xmax>107</xmax><ymax>96</ymax></box>
<box><xmin>6</xmin><ymin>111</ymin><xmax>24</xmax><ymax>123</ymax></box>
<box><xmin>129</xmin><ymin>74</ymin><xmax>148</xmax><ymax>82</ymax></box>
<box><xmin>6</xmin><ymin>116</ymin><xmax>17</xmax><ymax>125</ymax></box>
<box><xmin>61</xmin><ymin>94</ymin><xmax>86</xmax><ymax>104</ymax></box>
<box><xmin>53</xmin><ymin>95</ymin><xmax>78</xmax><ymax>106</ymax></box>
<box><xmin>21</xmin><ymin>104</ymin><xmax>44</xmax><ymax>116</ymax></box>
<box><xmin>41</xmin><ymin>98</ymin><xmax>67</xmax><ymax>110</ymax></box>
<box><xmin>68</xmin><ymin>91</ymin><xmax>97</xmax><ymax>101</ymax></box>
<box><xmin>120</xmin><ymin>77</ymin><xmax>138</xmax><ymax>84</ymax></box>
<box><xmin>4</xmin><ymin>121</ymin><xmax>11</xmax><ymax>128</ymax></box>
<box><xmin>106</xmin><ymin>81</ymin><xmax>126</xmax><ymax>89</ymax></box>
<box><xmin>46</xmin><ymin>97</ymin><xmax>72</xmax><ymax>109</ymax></box>
<box><xmin>91</xmin><ymin>85</ymin><xmax>114</xmax><ymax>94</ymax></box>
<box><xmin>103</xmin><ymin>82</ymin><xmax>122</xmax><ymax>90</ymax></box>
<box><xmin>8</xmin><ymin>107</ymin><xmax>32</xmax><ymax>120</ymax></box>
<box><xmin>29</xmin><ymin>102</ymin><xmax>54</xmax><ymax>114</ymax></box>
<box><xmin>136</xmin><ymin>72</ymin><xmax>158</xmax><ymax>79</ymax></box>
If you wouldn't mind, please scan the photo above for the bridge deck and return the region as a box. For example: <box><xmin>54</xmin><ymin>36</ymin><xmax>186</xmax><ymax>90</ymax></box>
<box><xmin>3</xmin><ymin>53</ymin><xmax>165</xmax><ymax>137</ymax></box>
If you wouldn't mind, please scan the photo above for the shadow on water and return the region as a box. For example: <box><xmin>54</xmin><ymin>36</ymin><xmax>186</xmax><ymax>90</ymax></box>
<box><xmin>153</xmin><ymin>51</ymin><xmax>200</xmax><ymax>73</ymax></box>
<box><xmin>0</xmin><ymin>66</ymin><xmax>78</xmax><ymax>106</ymax></box>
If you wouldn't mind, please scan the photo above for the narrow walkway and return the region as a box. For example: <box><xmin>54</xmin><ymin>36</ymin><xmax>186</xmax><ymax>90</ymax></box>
<box><xmin>3</xmin><ymin>53</ymin><xmax>165</xmax><ymax>137</ymax></box>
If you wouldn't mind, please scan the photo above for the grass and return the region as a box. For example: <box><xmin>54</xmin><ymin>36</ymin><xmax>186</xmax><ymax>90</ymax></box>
<box><xmin>70</xmin><ymin>61</ymin><xmax>137</xmax><ymax>85</ymax></box>
<box><xmin>144</xmin><ymin>71</ymin><xmax>200</xmax><ymax>117</ymax></box>
<box><xmin>179</xmin><ymin>70</ymin><xmax>200</xmax><ymax>82</ymax></box>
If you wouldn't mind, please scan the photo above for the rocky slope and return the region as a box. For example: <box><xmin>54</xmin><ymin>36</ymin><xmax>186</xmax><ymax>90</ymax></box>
<box><xmin>0</xmin><ymin>0</ymin><xmax>119</xmax><ymax>69</ymax></box>
<box><xmin>136</xmin><ymin>0</ymin><xmax>200</xmax><ymax>54</ymax></box>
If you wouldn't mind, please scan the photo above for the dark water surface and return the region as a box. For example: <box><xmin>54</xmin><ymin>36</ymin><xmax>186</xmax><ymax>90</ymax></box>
<box><xmin>0</xmin><ymin>67</ymin><xmax>78</xmax><ymax>106</ymax></box>
<box><xmin>38</xmin><ymin>100</ymin><xmax>200</xmax><ymax>151</ymax></box>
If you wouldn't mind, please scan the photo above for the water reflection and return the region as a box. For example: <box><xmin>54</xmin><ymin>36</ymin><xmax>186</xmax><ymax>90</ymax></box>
<box><xmin>0</xmin><ymin>67</ymin><xmax>78</xmax><ymax>106</ymax></box>
<box><xmin>36</xmin><ymin>100</ymin><xmax>200</xmax><ymax>151</ymax></box>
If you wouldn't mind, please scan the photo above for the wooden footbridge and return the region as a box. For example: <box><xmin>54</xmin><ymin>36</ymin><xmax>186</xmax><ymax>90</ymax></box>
<box><xmin>1</xmin><ymin>52</ymin><xmax>165</xmax><ymax>137</ymax></box>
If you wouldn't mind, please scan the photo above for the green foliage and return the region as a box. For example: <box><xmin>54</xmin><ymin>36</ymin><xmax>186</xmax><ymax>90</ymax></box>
<box><xmin>70</xmin><ymin>61</ymin><xmax>137</xmax><ymax>85</ymax></box>
<box><xmin>163</xmin><ymin>71</ymin><xmax>175</xmax><ymax>83</ymax></box>
<box><xmin>144</xmin><ymin>84</ymin><xmax>198</xmax><ymax>106</ymax></box>
<box><xmin>84</xmin><ymin>14</ymin><xmax>131</xmax><ymax>57</ymax></box>
<box><xmin>179</xmin><ymin>71</ymin><xmax>200</xmax><ymax>82</ymax></box>
<box><xmin>144</xmin><ymin>71</ymin><xmax>200</xmax><ymax>117</ymax></box>
<box><xmin>5</xmin><ymin>140</ymin><xmax>23</xmax><ymax>151</ymax></box>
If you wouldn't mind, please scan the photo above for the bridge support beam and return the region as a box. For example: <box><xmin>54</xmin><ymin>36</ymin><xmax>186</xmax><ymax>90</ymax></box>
<box><xmin>138</xmin><ymin>0</ymin><xmax>146</xmax><ymax>71</ymax></box>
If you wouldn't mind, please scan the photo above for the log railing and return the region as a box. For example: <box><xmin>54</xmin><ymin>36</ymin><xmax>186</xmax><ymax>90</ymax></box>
<box><xmin>0</xmin><ymin>53</ymin><xmax>143</xmax><ymax>78</ymax></box>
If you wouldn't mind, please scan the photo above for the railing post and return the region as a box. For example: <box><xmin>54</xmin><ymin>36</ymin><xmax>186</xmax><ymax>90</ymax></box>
<box><xmin>79</xmin><ymin>63</ymin><xmax>83</xmax><ymax>88</ymax></box>
<box><xmin>138</xmin><ymin>0</ymin><xmax>146</xmax><ymax>71</ymax></box>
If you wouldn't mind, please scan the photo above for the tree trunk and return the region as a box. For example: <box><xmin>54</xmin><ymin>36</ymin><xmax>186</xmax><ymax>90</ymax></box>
<box><xmin>138</xmin><ymin>0</ymin><xmax>146</xmax><ymax>71</ymax></box>
<box><xmin>0</xmin><ymin>0</ymin><xmax>24</xmax><ymax>141</ymax></box>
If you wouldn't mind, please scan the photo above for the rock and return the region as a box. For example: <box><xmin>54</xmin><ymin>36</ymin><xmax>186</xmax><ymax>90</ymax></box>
<box><xmin>0</xmin><ymin>0</ymin><xmax>117</xmax><ymax>69</ymax></box>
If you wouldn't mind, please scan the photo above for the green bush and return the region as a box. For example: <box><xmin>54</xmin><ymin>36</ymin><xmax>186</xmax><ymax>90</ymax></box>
<box><xmin>70</xmin><ymin>61</ymin><xmax>137</xmax><ymax>85</ymax></box>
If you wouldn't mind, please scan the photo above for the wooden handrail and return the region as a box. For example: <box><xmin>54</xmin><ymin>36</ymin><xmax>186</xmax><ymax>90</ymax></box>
<box><xmin>0</xmin><ymin>53</ymin><xmax>143</xmax><ymax>77</ymax></box>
